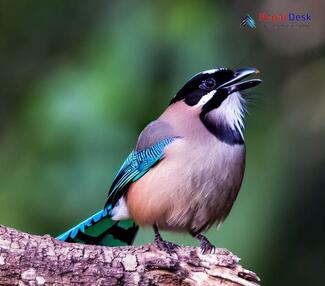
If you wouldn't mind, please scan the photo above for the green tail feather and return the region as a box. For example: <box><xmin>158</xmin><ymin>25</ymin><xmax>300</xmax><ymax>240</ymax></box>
<box><xmin>77</xmin><ymin>218</ymin><xmax>138</xmax><ymax>246</ymax></box>
<box><xmin>57</xmin><ymin>209</ymin><xmax>139</xmax><ymax>246</ymax></box>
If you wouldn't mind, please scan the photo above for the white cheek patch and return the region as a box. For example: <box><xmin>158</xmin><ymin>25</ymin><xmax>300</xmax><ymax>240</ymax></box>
<box><xmin>197</xmin><ymin>90</ymin><xmax>216</xmax><ymax>106</ymax></box>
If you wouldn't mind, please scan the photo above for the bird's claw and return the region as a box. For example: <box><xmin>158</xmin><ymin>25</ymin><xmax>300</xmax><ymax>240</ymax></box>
<box><xmin>153</xmin><ymin>224</ymin><xmax>179</xmax><ymax>254</ymax></box>
<box><xmin>200</xmin><ymin>240</ymin><xmax>215</xmax><ymax>254</ymax></box>
<box><xmin>155</xmin><ymin>239</ymin><xmax>179</xmax><ymax>254</ymax></box>
<box><xmin>196</xmin><ymin>234</ymin><xmax>216</xmax><ymax>254</ymax></box>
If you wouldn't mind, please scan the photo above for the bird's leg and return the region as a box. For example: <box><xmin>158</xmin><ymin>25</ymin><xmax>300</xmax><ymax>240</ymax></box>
<box><xmin>153</xmin><ymin>224</ymin><xmax>179</xmax><ymax>254</ymax></box>
<box><xmin>192</xmin><ymin>233</ymin><xmax>215</xmax><ymax>254</ymax></box>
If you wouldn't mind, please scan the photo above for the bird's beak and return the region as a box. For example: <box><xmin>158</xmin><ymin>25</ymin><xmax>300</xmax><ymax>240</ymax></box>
<box><xmin>218</xmin><ymin>68</ymin><xmax>262</xmax><ymax>95</ymax></box>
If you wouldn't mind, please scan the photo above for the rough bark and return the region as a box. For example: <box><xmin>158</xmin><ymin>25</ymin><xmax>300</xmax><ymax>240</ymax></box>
<box><xmin>0</xmin><ymin>225</ymin><xmax>260</xmax><ymax>285</ymax></box>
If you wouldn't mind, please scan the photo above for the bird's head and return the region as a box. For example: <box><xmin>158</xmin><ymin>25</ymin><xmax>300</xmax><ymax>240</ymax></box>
<box><xmin>170</xmin><ymin>67</ymin><xmax>261</xmax><ymax>144</ymax></box>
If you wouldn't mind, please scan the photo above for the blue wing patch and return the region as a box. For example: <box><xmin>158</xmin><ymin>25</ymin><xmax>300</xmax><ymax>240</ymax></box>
<box><xmin>105</xmin><ymin>137</ymin><xmax>177</xmax><ymax>208</ymax></box>
<box><xmin>57</xmin><ymin>137</ymin><xmax>177</xmax><ymax>245</ymax></box>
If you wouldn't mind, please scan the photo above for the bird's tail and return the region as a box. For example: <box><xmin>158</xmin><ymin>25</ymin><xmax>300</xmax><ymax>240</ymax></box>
<box><xmin>57</xmin><ymin>207</ymin><xmax>139</xmax><ymax>246</ymax></box>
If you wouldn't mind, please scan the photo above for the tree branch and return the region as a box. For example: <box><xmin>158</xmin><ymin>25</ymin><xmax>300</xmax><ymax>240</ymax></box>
<box><xmin>0</xmin><ymin>225</ymin><xmax>260</xmax><ymax>285</ymax></box>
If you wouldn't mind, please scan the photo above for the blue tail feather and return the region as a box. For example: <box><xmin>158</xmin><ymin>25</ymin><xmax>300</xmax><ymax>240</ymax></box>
<box><xmin>57</xmin><ymin>207</ymin><xmax>110</xmax><ymax>241</ymax></box>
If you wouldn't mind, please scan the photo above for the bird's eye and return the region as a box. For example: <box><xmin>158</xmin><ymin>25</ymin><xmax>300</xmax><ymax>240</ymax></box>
<box><xmin>199</xmin><ymin>78</ymin><xmax>216</xmax><ymax>91</ymax></box>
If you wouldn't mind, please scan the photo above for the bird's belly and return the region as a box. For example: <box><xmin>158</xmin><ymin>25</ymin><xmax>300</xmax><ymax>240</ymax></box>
<box><xmin>127</xmin><ymin>140</ymin><xmax>245</xmax><ymax>233</ymax></box>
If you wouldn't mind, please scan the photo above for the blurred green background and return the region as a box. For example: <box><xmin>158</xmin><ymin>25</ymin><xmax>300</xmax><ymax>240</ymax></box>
<box><xmin>1</xmin><ymin>0</ymin><xmax>324</xmax><ymax>285</ymax></box>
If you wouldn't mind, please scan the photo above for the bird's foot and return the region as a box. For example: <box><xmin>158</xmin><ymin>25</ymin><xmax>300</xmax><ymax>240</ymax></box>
<box><xmin>155</xmin><ymin>238</ymin><xmax>179</xmax><ymax>254</ymax></box>
<box><xmin>153</xmin><ymin>224</ymin><xmax>179</xmax><ymax>255</ymax></box>
<box><xmin>195</xmin><ymin>234</ymin><xmax>215</xmax><ymax>254</ymax></box>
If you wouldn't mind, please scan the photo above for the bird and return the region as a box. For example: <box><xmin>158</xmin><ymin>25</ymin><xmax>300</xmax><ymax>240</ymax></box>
<box><xmin>57</xmin><ymin>67</ymin><xmax>262</xmax><ymax>254</ymax></box>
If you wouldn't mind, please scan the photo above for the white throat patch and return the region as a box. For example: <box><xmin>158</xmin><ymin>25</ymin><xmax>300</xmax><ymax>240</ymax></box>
<box><xmin>216</xmin><ymin>92</ymin><xmax>246</xmax><ymax>139</ymax></box>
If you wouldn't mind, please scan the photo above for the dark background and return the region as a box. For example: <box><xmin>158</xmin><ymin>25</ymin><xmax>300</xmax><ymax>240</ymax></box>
<box><xmin>0</xmin><ymin>1</ymin><xmax>324</xmax><ymax>285</ymax></box>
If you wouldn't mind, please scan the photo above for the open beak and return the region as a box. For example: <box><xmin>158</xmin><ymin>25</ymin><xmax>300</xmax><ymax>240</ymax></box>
<box><xmin>218</xmin><ymin>68</ymin><xmax>262</xmax><ymax>95</ymax></box>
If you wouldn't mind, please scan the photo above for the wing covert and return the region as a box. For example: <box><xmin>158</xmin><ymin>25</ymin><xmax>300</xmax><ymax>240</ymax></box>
<box><xmin>105</xmin><ymin>137</ymin><xmax>177</xmax><ymax>209</ymax></box>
